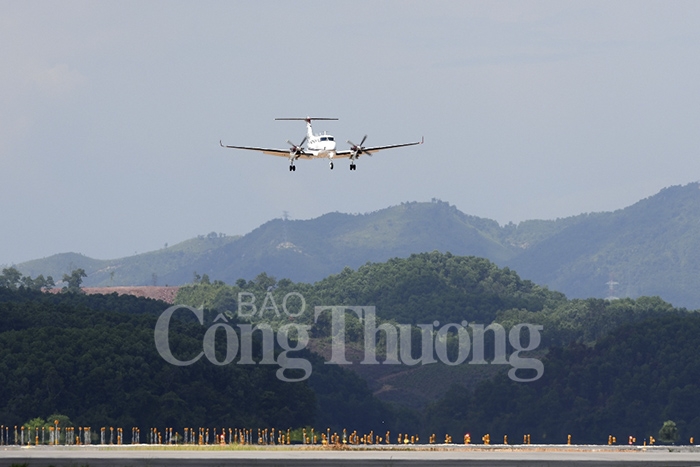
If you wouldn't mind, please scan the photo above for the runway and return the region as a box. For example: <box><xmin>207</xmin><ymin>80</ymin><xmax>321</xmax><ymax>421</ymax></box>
<box><xmin>2</xmin><ymin>444</ymin><xmax>700</xmax><ymax>467</ymax></box>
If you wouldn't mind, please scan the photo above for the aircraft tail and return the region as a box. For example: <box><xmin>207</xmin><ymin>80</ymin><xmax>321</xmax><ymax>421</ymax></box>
<box><xmin>275</xmin><ymin>117</ymin><xmax>338</xmax><ymax>140</ymax></box>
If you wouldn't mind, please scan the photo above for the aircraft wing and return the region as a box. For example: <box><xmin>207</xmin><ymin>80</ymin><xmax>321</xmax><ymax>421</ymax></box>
<box><xmin>219</xmin><ymin>141</ymin><xmax>313</xmax><ymax>159</ymax></box>
<box><xmin>335</xmin><ymin>137</ymin><xmax>423</xmax><ymax>159</ymax></box>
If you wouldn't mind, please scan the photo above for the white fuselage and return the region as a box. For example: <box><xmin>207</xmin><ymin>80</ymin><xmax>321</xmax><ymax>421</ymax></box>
<box><xmin>305</xmin><ymin>121</ymin><xmax>337</xmax><ymax>159</ymax></box>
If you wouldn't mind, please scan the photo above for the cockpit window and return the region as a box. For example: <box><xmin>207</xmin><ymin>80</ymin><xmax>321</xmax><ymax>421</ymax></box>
<box><xmin>320</xmin><ymin>137</ymin><xmax>327</xmax><ymax>141</ymax></box>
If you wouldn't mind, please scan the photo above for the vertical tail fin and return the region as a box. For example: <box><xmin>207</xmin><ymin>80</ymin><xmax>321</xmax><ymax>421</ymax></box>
<box><xmin>275</xmin><ymin>117</ymin><xmax>338</xmax><ymax>142</ymax></box>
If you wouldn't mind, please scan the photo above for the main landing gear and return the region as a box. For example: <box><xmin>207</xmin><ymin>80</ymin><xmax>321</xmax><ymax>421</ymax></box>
<box><xmin>289</xmin><ymin>164</ymin><xmax>296</xmax><ymax>171</ymax></box>
<box><xmin>350</xmin><ymin>163</ymin><xmax>357</xmax><ymax>170</ymax></box>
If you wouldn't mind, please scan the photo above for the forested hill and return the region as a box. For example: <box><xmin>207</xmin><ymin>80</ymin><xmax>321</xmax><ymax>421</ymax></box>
<box><xmin>16</xmin><ymin>202</ymin><xmax>520</xmax><ymax>287</ymax></box>
<box><xmin>427</xmin><ymin>312</ymin><xmax>700</xmax><ymax>444</ymax></box>
<box><xmin>176</xmin><ymin>252</ymin><xmax>567</xmax><ymax>327</ymax></box>
<box><xmin>506</xmin><ymin>183</ymin><xmax>700</xmax><ymax>308</ymax></box>
<box><xmin>0</xmin><ymin>288</ymin><xmax>310</xmax><ymax>430</ymax></box>
<box><xmin>0</xmin><ymin>287</ymin><xmax>397</xmax><ymax>434</ymax></box>
<box><xmin>14</xmin><ymin>183</ymin><xmax>700</xmax><ymax>308</ymax></box>
<box><xmin>2</xmin><ymin>253</ymin><xmax>697</xmax><ymax>442</ymax></box>
<box><xmin>174</xmin><ymin>252</ymin><xmax>681</xmax><ymax>412</ymax></box>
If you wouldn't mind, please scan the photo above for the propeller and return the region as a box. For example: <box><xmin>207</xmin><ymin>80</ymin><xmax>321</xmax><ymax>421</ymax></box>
<box><xmin>287</xmin><ymin>136</ymin><xmax>307</xmax><ymax>158</ymax></box>
<box><xmin>347</xmin><ymin>135</ymin><xmax>372</xmax><ymax>159</ymax></box>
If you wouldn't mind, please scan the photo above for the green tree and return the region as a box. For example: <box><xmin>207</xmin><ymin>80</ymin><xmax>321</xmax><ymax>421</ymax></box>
<box><xmin>24</xmin><ymin>274</ymin><xmax>55</xmax><ymax>292</ymax></box>
<box><xmin>36</xmin><ymin>275</ymin><xmax>53</xmax><ymax>291</ymax></box>
<box><xmin>658</xmin><ymin>420</ymin><xmax>679</xmax><ymax>444</ymax></box>
<box><xmin>24</xmin><ymin>416</ymin><xmax>46</xmax><ymax>430</ymax></box>
<box><xmin>254</xmin><ymin>272</ymin><xmax>276</xmax><ymax>290</ymax></box>
<box><xmin>0</xmin><ymin>267</ymin><xmax>22</xmax><ymax>289</ymax></box>
<box><xmin>62</xmin><ymin>268</ymin><xmax>87</xmax><ymax>294</ymax></box>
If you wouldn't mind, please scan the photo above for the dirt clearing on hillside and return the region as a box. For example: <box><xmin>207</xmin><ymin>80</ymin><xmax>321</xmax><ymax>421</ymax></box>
<box><xmin>49</xmin><ymin>286</ymin><xmax>180</xmax><ymax>303</ymax></box>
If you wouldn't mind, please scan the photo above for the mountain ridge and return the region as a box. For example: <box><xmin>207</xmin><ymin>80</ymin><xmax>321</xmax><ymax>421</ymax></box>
<box><xmin>14</xmin><ymin>183</ymin><xmax>700</xmax><ymax>308</ymax></box>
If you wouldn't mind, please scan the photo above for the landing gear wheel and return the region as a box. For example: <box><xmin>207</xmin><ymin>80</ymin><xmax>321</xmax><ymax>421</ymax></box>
<box><xmin>330</xmin><ymin>162</ymin><xmax>334</xmax><ymax>170</ymax></box>
<box><xmin>290</xmin><ymin>165</ymin><xmax>296</xmax><ymax>172</ymax></box>
<box><xmin>350</xmin><ymin>164</ymin><xmax>356</xmax><ymax>171</ymax></box>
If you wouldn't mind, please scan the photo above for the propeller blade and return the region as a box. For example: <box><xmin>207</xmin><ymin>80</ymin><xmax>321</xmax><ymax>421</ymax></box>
<box><xmin>348</xmin><ymin>136</ymin><xmax>369</xmax><ymax>158</ymax></box>
<box><xmin>287</xmin><ymin>138</ymin><xmax>306</xmax><ymax>155</ymax></box>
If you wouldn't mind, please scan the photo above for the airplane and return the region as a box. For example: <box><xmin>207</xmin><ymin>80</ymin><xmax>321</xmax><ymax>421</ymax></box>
<box><xmin>219</xmin><ymin>117</ymin><xmax>423</xmax><ymax>171</ymax></box>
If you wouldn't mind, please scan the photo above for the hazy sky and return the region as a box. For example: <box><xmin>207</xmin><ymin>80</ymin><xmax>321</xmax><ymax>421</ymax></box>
<box><xmin>2</xmin><ymin>1</ymin><xmax>699</xmax><ymax>265</ymax></box>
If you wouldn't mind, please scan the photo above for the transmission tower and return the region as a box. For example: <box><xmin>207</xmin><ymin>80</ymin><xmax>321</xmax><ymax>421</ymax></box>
<box><xmin>282</xmin><ymin>211</ymin><xmax>290</xmax><ymax>243</ymax></box>
<box><xmin>606</xmin><ymin>275</ymin><xmax>619</xmax><ymax>300</ymax></box>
